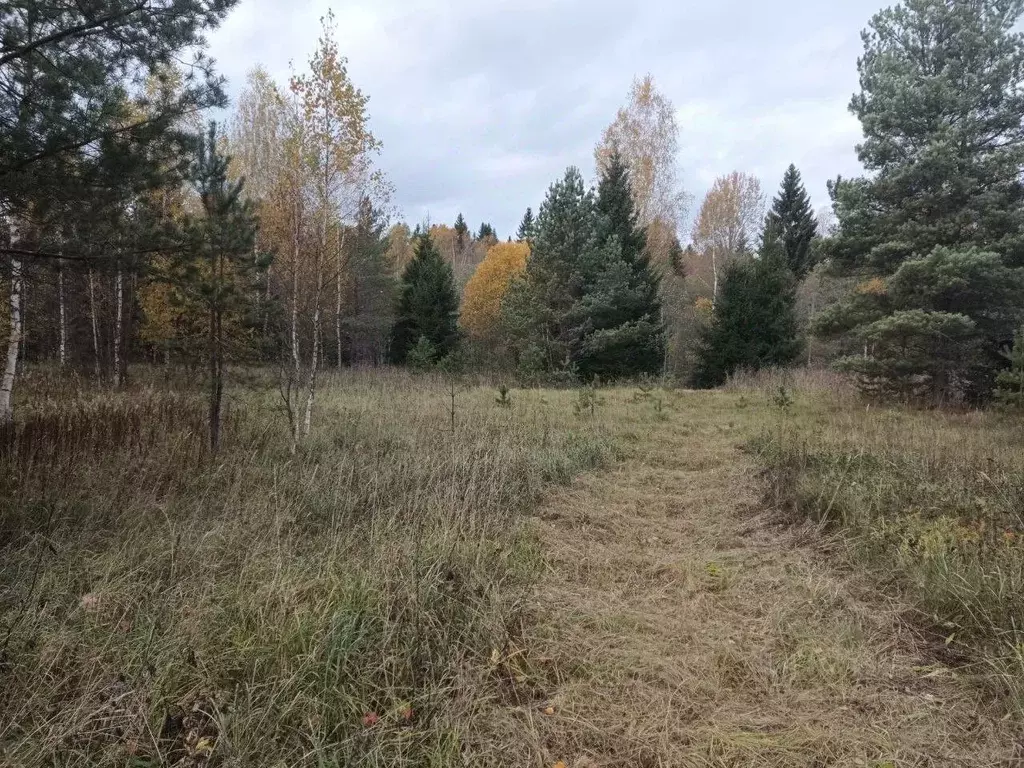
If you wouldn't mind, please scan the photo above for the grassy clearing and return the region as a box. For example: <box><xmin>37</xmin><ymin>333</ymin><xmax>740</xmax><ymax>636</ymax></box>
<box><xmin>746</xmin><ymin>369</ymin><xmax>1024</xmax><ymax>716</ymax></box>
<box><xmin>519</xmin><ymin>385</ymin><xmax>1014</xmax><ymax>767</ymax></box>
<box><xmin>0</xmin><ymin>368</ymin><xmax>662</xmax><ymax>767</ymax></box>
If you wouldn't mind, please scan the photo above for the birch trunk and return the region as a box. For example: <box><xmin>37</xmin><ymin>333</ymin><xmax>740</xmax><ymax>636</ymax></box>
<box><xmin>57</xmin><ymin>260</ymin><xmax>66</xmax><ymax>367</ymax></box>
<box><xmin>711</xmin><ymin>249</ymin><xmax>719</xmax><ymax>308</ymax></box>
<box><xmin>334</xmin><ymin>229</ymin><xmax>348</xmax><ymax>369</ymax></box>
<box><xmin>1</xmin><ymin>258</ymin><xmax>23</xmax><ymax>423</ymax></box>
<box><xmin>302</xmin><ymin>240</ymin><xmax>325</xmax><ymax>438</ymax></box>
<box><xmin>88</xmin><ymin>268</ymin><xmax>101</xmax><ymax>380</ymax></box>
<box><xmin>112</xmin><ymin>263</ymin><xmax>123</xmax><ymax>387</ymax></box>
<box><xmin>302</xmin><ymin>278</ymin><xmax>322</xmax><ymax>437</ymax></box>
<box><xmin>336</xmin><ymin>231</ymin><xmax>343</xmax><ymax>370</ymax></box>
<box><xmin>291</xmin><ymin>204</ymin><xmax>301</xmax><ymax>374</ymax></box>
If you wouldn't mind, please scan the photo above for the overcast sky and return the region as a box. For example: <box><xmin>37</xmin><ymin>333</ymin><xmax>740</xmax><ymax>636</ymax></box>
<box><xmin>207</xmin><ymin>0</ymin><xmax>885</xmax><ymax>240</ymax></box>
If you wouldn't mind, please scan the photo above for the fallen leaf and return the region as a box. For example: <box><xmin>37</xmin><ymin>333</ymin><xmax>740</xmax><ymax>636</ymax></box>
<box><xmin>80</xmin><ymin>592</ymin><xmax>102</xmax><ymax>612</ymax></box>
<box><xmin>543</xmin><ymin>706</ymin><xmax>555</xmax><ymax>715</ymax></box>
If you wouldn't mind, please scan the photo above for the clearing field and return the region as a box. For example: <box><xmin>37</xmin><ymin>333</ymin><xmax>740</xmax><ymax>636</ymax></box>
<box><xmin>1</xmin><ymin>370</ymin><xmax>1021</xmax><ymax>767</ymax></box>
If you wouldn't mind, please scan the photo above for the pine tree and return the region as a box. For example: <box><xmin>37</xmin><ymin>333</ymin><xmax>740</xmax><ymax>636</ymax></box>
<box><xmin>820</xmin><ymin>247</ymin><xmax>1024</xmax><ymax>400</ymax></box>
<box><xmin>820</xmin><ymin>0</ymin><xmax>1024</xmax><ymax>400</ymax></box>
<box><xmin>477</xmin><ymin>222</ymin><xmax>496</xmax><ymax>240</ymax></box>
<box><xmin>692</xmin><ymin>244</ymin><xmax>801</xmax><ymax>388</ymax></box>
<box><xmin>0</xmin><ymin>0</ymin><xmax>237</xmax><ymax>263</ymax></box>
<box><xmin>179</xmin><ymin>122</ymin><xmax>262</xmax><ymax>452</ymax></box>
<box><xmin>389</xmin><ymin>234</ymin><xmax>460</xmax><ymax>365</ymax></box>
<box><xmin>454</xmin><ymin>213</ymin><xmax>469</xmax><ymax>250</ymax></box>
<box><xmin>517</xmin><ymin>208</ymin><xmax>535</xmax><ymax>241</ymax></box>
<box><xmin>572</xmin><ymin>152</ymin><xmax>664</xmax><ymax>379</ymax></box>
<box><xmin>0</xmin><ymin>0</ymin><xmax>236</xmax><ymax>418</ymax></box>
<box><xmin>764</xmin><ymin>164</ymin><xmax>817</xmax><ymax>280</ymax></box>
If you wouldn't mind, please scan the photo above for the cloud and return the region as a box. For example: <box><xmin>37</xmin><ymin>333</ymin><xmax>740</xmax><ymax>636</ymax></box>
<box><xmin>208</xmin><ymin>0</ymin><xmax>883</xmax><ymax>240</ymax></box>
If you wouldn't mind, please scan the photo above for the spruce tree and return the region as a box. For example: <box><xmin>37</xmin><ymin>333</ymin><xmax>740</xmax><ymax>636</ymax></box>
<box><xmin>389</xmin><ymin>234</ymin><xmax>460</xmax><ymax>365</ymax></box>
<box><xmin>502</xmin><ymin>167</ymin><xmax>599</xmax><ymax>374</ymax></box>
<box><xmin>994</xmin><ymin>325</ymin><xmax>1024</xmax><ymax>408</ymax></box>
<box><xmin>764</xmin><ymin>164</ymin><xmax>817</xmax><ymax>280</ymax></box>
<box><xmin>572</xmin><ymin>152</ymin><xmax>664</xmax><ymax>379</ymax></box>
<box><xmin>343</xmin><ymin>197</ymin><xmax>398</xmax><ymax>363</ymax></box>
<box><xmin>477</xmin><ymin>222</ymin><xmax>496</xmax><ymax>240</ymax></box>
<box><xmin>692</xmin><ymin>244</ymin><xmax>801</xmax><ymax>388</ymax></box>
<box><xmin>820</xmin><ymin>0</ymin><xmax>1024</xmax><ymax>400</ymax></box>
<box><xmin>517</xmin><ymin>208</ymin><xmax>535</xmax><ymax>241</ymax></box>
<box><xmin>454</xmin><ymin>213</ymin><xmax>469</xmax><ymax>250</ymax></box>
<box><xmin>177</xmin><ymin>122</ymin><xmax>262</xmax><ymax>452</ymax></box>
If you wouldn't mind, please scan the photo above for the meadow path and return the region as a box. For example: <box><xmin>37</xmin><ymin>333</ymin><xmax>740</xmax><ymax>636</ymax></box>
<box><xmin>516</xmin><ymin>396</ymin><xmax>1013</xmax><ymax>767</ymax></box>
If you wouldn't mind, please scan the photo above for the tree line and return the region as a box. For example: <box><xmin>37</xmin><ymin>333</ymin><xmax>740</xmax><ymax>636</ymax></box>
<box><xmin>5</xmin><ymin>0</ymin><xmax>1024</xmax><ymax>447</ymax></box>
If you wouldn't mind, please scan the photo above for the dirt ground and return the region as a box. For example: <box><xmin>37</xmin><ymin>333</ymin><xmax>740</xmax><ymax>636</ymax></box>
<box><xmin>512</xmin><ymin>396</ymin><xmax>1017</xmax><ymax>767</ymax></box>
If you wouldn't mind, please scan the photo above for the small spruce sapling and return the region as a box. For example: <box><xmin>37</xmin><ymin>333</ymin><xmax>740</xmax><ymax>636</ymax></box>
<box><xmin>407</xmin><ymin>336</ymin><xmax>438</xmax><ymax>371</ymax></box>
<box><xmin>772</xmin><ymin>385</ymin><xmax>794</xmax><ymax>411</ymax></box>
<box><xmin>495</xmin><ymin>385</ymin><xmax>512</xmax><ymax>408</ymax></box>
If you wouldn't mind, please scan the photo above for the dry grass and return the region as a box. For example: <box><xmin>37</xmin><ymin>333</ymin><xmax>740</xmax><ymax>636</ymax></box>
<box><xmin>519</xmin><ymin>389</ymin><xmax>1019</xmax><ymax>767</ymax></box>
<box><xmin>0</xmin><ymin>367</ymin><xmax>656</xmax><ymax>767</ymax></box>
<box><xmin>4</xmin><ymin>367</ymin><xmax>1022</xmax><ymax>767</ymax></box>
<box><xmin>751</xmin><ymin>380</ymin><xmax>1024</xmax><ymax>720</ymax></box>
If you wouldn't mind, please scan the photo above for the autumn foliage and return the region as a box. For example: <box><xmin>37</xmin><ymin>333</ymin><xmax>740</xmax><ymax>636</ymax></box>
<box><xmin>460</xmin><ymin>241</ymin><xmax>529</xmax><ymax>339</ymax></box>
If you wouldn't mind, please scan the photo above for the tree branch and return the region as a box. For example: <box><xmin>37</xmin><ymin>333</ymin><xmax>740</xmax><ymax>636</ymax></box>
<box><xmin>0</xmin><ymin>2</ymin><xmax>148</xmax><ymax>68</ymax></box>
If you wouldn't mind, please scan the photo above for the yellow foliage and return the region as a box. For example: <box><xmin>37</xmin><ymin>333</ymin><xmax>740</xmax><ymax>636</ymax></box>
<box><xmin>138</xmin><ymin>278</ymin><xmax>182</xmax><ymax>348</ymax></box>
<box><xmin>460</xmin><ymin>241</ymin><xmax>529</xmax><ymax>338</ymax></box>
<box><xmin>694</xmin><ymin>296</ymin><xmax>714</xmax><ymax>315</ymax></box>
<box><xmin>855</xmin><ymin>277</ymin><xmax>887</xmax><ymax>296</ymax></box>
<box><xmin>429</xmin><ymin>224</ymin><xmax>458</xmax><ymax>261</ymax></box>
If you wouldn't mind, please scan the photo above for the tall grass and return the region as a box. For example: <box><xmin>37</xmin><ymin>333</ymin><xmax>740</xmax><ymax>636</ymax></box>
<box><xmin>751</xmin><ymin>383</ymin><xmax>1024</xmax><ymax>714</ymax></box>
<box><xmin>0</xmin><ymin>368</ymin><xmax>633</xmax><ymax>767</ymax></box>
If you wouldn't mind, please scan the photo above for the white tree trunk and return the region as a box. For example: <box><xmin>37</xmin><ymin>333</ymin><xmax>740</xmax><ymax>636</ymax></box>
<box><xmin>336</xmin><ymin>237</ymin><xmax>343</xmax><ymax>370</ymax></box>
<box><xmin>335</xmin><ymin>229</ymin><xmax>349</xmax><ymax>370</ymax></box>
<box><xmin>711</xmin><ymin>249</ymin><xmax>719</xmax><ymax>308</ymax></box>
<box><xmin>302</xmin><ymin>255</ymin><xmax>324</xmax><ymax>437</ymax></box>
<box><xmin>303</xmin><ymin>303</ymin><xmax>320</xmax><ymax>437</ymax></box>
<box><xmin>113</xmin><ymin>263</ymin><xmax>123</xmax><ymax>387</ymax></box>
<box><xmin>1</xmin><ymin>258</ymin><xmax>24</xmax><ymax>424</ymax></box>
<box><xmin>57</xmin><ymin>261</ymin><xmax>66</xmax><ymax>367</ymax></box>
<box><xmin>291</xmin><ymin>209</ymin><xmax>301</xmax><ymax>374</ymax></box>
<box><xmin>88</xmin><ymin>268</ymin><xmax>101</xmax><ymax>380</ymax></box>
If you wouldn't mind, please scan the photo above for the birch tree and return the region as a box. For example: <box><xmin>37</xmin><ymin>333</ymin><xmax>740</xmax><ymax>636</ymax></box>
<box><xmin>286</xmin><ymin>11</ymin><xmax>381</xmax><ymax>439</ymax></box>
<box><xmin>1</xmin><ymin>254</ymin><xmax>22</xmax><ymax>424</ymax></box>
<box><xmin>595</xmin><ymin>75</ymin><xmax>687</xmax><ymax>230</ymax></box>
<box><xmin>691</xmin><ymin>172</ymin><xmax>766</xmax><ymax>304</ymax></box>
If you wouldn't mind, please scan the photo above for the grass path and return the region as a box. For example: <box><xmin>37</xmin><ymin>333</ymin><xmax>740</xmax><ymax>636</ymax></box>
<box><xmin>514</xmin><ymin>394</ymin><xmax>1014</xmax><ymax>767</ymax></box>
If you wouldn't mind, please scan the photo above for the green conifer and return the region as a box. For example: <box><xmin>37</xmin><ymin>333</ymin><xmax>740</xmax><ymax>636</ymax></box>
<box><xmin>692</xmin><ymin>244</ymin><xmax>801</xmax><ymax>388</ymax></box>
<box><xmin>820</xmin><ymin>0</ymin><xmax>1024</xmax><ymax>400</ymax></box>
<box><xmin>390</xmin><ymin>234</ymin><xmax>460</xmax><ymax>365</ymax></box>
<box><xmin>572</xmin><ymin>152</ymin><xmax>664</xmax><ymax>379</ymax></box>
<box><xmin>517</xmin><ymin>208</ymin><xmax>535</xmax><ymax>241</ymax></box>
<box><xmin>763</xmin><ymin>165</ymin><xmax>817</xmax><ymax>280</ymax></box>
